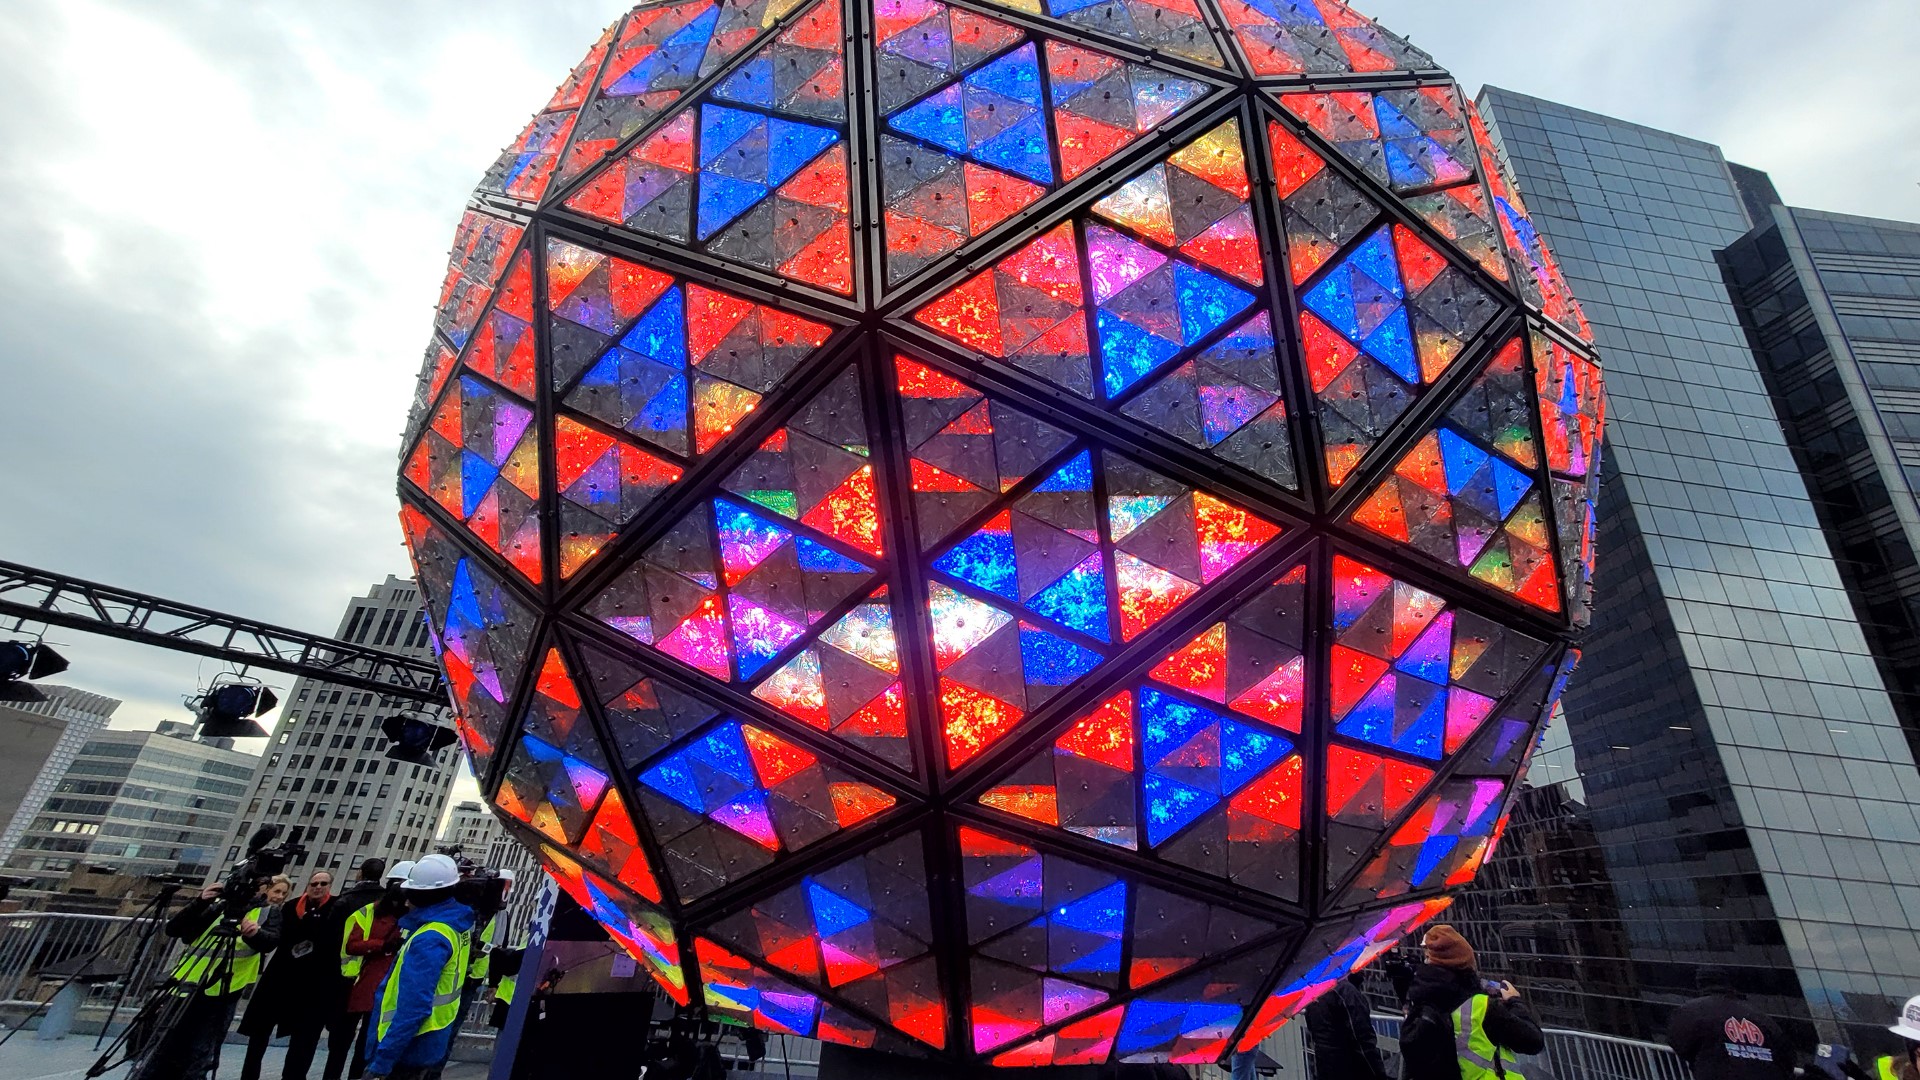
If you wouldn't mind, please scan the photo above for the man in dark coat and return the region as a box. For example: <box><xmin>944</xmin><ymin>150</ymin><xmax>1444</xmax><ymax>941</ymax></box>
<box><xmin>1398</xmin><ymin>925</ymin><xmax>1544</xmax><ymax>1080</ymax></box>
<box><xmin>1305</xmin><ymin>972</ymin><xmax>1390</xmax><ymax>1080</ymax></box>
<box><xmin>1667</xmin><ymin>967</ymin><xmax>1795</xmax><ymax>1080</ymax></box>
<box><xmin>320</xmin><ymin>859</ymin><xmax>390</xmax><ymax>1080</ymax></box>
<box><xmin>240</xmin><ymin>870</ymin><xmax>338</xmax><ymax>1080</ymax></box>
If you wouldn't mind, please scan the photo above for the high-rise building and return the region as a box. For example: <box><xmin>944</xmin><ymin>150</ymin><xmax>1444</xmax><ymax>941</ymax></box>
<box><xmin>1722</xmin><ymin>208</ymin><xmax>1920</xmax><ymax>748</ymax></box>
<box><xmin>1450</xmin><ymin>87</ymin><xmax>1920</xmax><ymax>1047</ymax></box>
<box><xmin>440</xmin><ymin>799</ymin><xmax>494</xmax><ymax>854</ymax></box>
<box><xmin>0</xmin><ymin>685</ymin><xmax>120</xmax><ymax>864</ymax></box>
<box><xmin>3</xmin><ymin>721</ymin><xmax>257</xmax><ymax>903</ymax></box>
<box><xmin>214</xmin><ymin>576</ymin><xmax>459</xmax><ymax>881</ymax></box>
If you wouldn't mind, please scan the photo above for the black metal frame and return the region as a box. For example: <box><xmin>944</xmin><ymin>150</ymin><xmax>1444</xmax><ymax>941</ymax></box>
<box><xmin>398</xmin><ymin>0</ymin><xmax>1601</xmax><ymax>1063</ymax></box>
<box><xmin>0</xmin><ymin>559</ymin><xmax>446</xmax><ymax>704</ymax></box>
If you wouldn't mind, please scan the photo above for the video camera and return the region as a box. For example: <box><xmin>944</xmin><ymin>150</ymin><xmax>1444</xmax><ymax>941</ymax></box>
<box><xmin>217</xmin><ymin>824</ymin><xmax>306</xmax><ymax>919</ymax></box>
<box><xmin>441</xmin><ymin>849</ymin><xmax>513</xmax><ymax>925</ymax></box>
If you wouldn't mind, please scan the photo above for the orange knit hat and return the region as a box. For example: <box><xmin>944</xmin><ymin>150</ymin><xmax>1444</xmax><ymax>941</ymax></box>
<box><xmin>1422</xmin><ymin>924</ymin><xmax>1476</xmax><ymax>970</ymax></box>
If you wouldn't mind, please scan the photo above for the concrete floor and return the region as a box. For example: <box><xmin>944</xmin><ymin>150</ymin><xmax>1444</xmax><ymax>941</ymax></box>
<box><xmin>0</xmin><ymin>1031</ymin><xmax>491</xmax><ymax>1080</ymax></box>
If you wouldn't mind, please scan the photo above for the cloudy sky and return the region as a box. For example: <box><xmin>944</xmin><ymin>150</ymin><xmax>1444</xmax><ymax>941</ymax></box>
<box><xmin>1</xmin><ymin>0</ymin><xmax>1915</xmax><ymax>816</ymax></box>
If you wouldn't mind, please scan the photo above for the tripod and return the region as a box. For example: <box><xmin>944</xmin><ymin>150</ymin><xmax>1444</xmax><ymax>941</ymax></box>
<box><xmin>89</xmin><ymin>895</ymin><xmax>257</xmax><ymax>1079</ymax></box>
<box><xmin>0</xmin><ymin>881</ymin><xmax>184</xmax><ymax>1050</ymax></box>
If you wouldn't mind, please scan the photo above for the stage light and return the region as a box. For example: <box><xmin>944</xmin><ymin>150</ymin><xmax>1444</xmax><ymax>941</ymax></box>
<box><xmin>382</xmin><ymin>711</ymin><xmax>458</xmax><ymax>766</ymax></box>
<box><xmin>394</xmin><ymin>0</ymin><xmax>1605</xmax><ymax>1061</ymax></box>
<box><xmin>193</xmin><ymin>679</ymin><xmax>279</xmax><ymax>738</ymax></box>
<box><xmin>0</xmin><ymin>641</ymin><xmax>69</xmax><ymax>702</ymax></box>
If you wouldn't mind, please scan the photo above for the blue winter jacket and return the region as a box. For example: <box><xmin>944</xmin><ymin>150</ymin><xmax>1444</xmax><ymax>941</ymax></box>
<box><xmin>365</xmin><ymin>896</ymin><xmax>475</xmax><ymax>1076</ymax></box>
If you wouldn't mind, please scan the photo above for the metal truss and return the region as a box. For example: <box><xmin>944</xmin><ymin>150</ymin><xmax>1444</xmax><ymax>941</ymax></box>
<box><xmin>0</xmin><ymin>559</ymin><xmax>447</xmax><ymax>705</ymax></box>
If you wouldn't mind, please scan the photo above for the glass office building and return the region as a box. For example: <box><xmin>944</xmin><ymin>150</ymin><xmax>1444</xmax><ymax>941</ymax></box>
<box><xmin>1455</xmin><ymin>88</ymin><xmax>1920</xmax><ymax>1047</ymax></box>
<box><xmin>1723</xmin><ymin>209</ymin><xmax>1920</xmax><ymax>750</ymax></box>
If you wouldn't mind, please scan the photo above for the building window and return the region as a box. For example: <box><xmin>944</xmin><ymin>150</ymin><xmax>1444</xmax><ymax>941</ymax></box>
<box><xmin>296</xmin><ymin>688</ymin><xmax>310</xmax><ymax>702</ymax></box>
<box><xmin>291</xmin><ymin>778</ymin><xmax>304</xmax><ymax>793</ymax></box>
<box><xmin>302</xmin><ymin>802</ymin><xmax>315</xmax><ymax>816</ymax></box>
<box><xmin>378</xmin><ymin>785</ymin><xmax>392</xmax><ymax>799</ymax></box>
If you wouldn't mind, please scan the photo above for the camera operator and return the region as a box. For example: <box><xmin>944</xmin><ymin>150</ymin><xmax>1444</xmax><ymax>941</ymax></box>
<box><xmin>128</xmin><ymin>876</ymin><xmax>283</xmax><ymax>1080</ymax></box>
<box><xmin>365</xmin><ymin>855</ymin><xmax>475</xmax><ymax>1080</ymax></box>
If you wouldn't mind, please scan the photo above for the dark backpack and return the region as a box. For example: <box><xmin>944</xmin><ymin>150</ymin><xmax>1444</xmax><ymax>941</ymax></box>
<box><xmin>1398</xmin><ymin>1003</ymin><xmax>1462</xmax><ymax>1080</ymax></box>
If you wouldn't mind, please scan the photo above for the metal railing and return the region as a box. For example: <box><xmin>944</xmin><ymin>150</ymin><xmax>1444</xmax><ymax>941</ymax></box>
<box><xmin>1368</xmin><ymin>1012</ymin><xmax>1690</xmax><ymax>1080</ymax></box>
<box><xmin>0</xmin><ymin>912</ymin><xmax>177</xmax><ymax>1008</ymax></box>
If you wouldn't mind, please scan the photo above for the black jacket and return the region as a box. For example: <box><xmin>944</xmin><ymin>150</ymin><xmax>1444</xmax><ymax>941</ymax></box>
<box><xmin>241</xmin><ymin>895</ymin><xmax>342</xmax><ymax>1036</ymax></box>
<box><xmin>1400</xmin><ymin>965</ymin><xmax>1545</xmax><ymax>1080</ymax></box>
<box><xmin>1668</xmin><ymin>993</ymin><xmax>1794</xmax><ymax>1080</ymax></box>
<box><xmin>1305</xmin><ymin>980</ymin><xmax>1389</xmax><ymax>1080</ymax></box>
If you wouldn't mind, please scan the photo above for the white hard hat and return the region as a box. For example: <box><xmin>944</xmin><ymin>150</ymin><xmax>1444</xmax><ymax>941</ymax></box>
<box><xmin>1891</xmin><ymin>995</ymin><xmax>1920</xmax><ymax>1042</ymax></box>
<box><xmin>385</xmin><ymin>860</ymin><xmax>415</xmax><ymax>885</ymax></box>
<box><xmin>403</xmin><ymin>854</ymin><xmax>460</xmax><ymax>891</ymax></box>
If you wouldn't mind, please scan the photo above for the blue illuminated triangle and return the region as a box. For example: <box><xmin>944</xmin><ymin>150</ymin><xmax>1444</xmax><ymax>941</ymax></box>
<box><xmin>1303</xmin><ymin>266</ymin><xmax>1361</xmax><ymax>339</ymax></box>
<box><xmin>965</xmin><ymin>44</ymin><xmax>1043</xmax><ymax>107</ymax></box>
<box><xmin>639</xmin><ymin>751</ymin><xmax>706</xmax><ymax>814</ymax></box>
<box><xmin>691</xmin><ymin>720</ymin><xmax>758</xmax><ymax>786</ymax></box>
<box><xmin>933</xmin><ymin>523</ymin><xmax>1019</xmax><ymax>600</ymax></box>
<box><xmin>1140</xmin><ymin>687</ymin><xmax>1215</xmax><ymax>768</ymax></box>
<box><xmin>1051</xmin><ymin>880</ymin><xmax>1127</xmax><ymax>936</ymax></box>
<box><xmin>459</xmin><ymin>452</ymin><xmax>501</xmax><ymax>518</ymax></box>
<box><xmin>1098</xmin><ymin>309</ymin><xmax>1182</xmax><ymax>398</ymax></box>
<box><xmin>1348</xmin><ymin>228</ymin><xmax>1405</xmax><ymax>298</ymax></box>
<box><xmin>1219</xmin><ymin>719</ymin><xmax>1291</xmax><ymax>794</ymax></box>
<box><xmin>1143</xmin><ymin>774</ymin><xmax>1214</xmax><ymax>847</ymax></box>
<box><xmin>1026</xmin><ymin>554</ymin><xmax>1110</xmax><ymax>643</ymax></box>
<box><xmin>1336</xmin><ymin>675</ymin><xmax>1397</xmax><ymax>750</ymax></box>
<box><xmin>1373</xmin><ymin>97</ymin><xmax>1421</xmax><ymax>140</ymax></box>
<box><xmin>1172</xmin><ymin>263</ymin><xmax>1254</xmax><ymax>345</ymax></box>
<box><xmin>807</xmin><ymin>880</ymin><xmax>872</xmax><ymax>935</ymax></box>
<box><xmin>696</xmin><ymin>174</ymin><xmax>769</xmax><ymax>240</ymax></box>
<box><xmin>765</xmin><ymin>118</ymin><xmax>840</xmax><ymax>187</ymax></box>
<box><xmin>1437</xmin><ymin>429</ymin><xmax>1491</xmax><ymax>496</ymax></box>
<box><xmin>699</xmin><ymin>106</ymin><xmax>765</xmax><ymax>168</ymax></box>
<box><xmin>714</xmin><ymin>54</ymin><xmax>776</xmax><ymax>109</ymax></box>
<box><xmin>608</xmin><ymin>6</ymin><xmax>721</xmax><ymax>95</ymax></box>
<box><xmin>618</xmin><ymin>288</ymin><xmax>687</xmax><ymax>370</ymax></box>
<box><xmin>636</xmin><ymin>374</ymin><xmax>689</xmax><ymax>443</ymax></box>
<box><xmin>889</xmin><ymin>84</ymin><xmax>968</xmax><ymax>154</ymax></box>
<box><xmin>1361</xmin><ymin>307</ymin><xmax>1417</xmax><ymax>383</ymax></box>
<box><xmin>1490</xmin><ymin>455</ymin><xmax>1534</xmax><ymax>518</ymax></box>
<box><xmin>972</xmin><ymin>112</ymin><xmax>1052</xmax><ymax>185</ymax></box>
<box><xmin>1018</xmin><ymin>623</ymin><xmax>1103</xmax><ymax>687</ymax></box>
<box><xmin>1035</xmin><ymin>449</ymin><xmax>1093</xmax><ymax>492</ymax></box>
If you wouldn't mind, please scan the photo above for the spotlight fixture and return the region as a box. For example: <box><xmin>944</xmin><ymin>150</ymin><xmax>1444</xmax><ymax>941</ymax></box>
<box><xmin>0</xmin><ymin>640</ymin><xmax>69</xmax><ymax>702</ymax></box>
<box><xmin>381</xmin><ymin>711</ymin><xmax>457</xmax><ymax>766</ymax></box>
<box><xmin>192</xmin><ymin>677</ymin><xmax>279</xmax><ymax>738</ymax></box>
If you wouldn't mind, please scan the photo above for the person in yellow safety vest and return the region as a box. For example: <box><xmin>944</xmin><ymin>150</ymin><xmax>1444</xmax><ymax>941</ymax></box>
<box><xmin>325</xmin><ymin>861</ymin><xmax>409</xmax><ymax>1080</ymax></box>
<box><xmin>1397</xmin><ymin>925</ymin><xmax>1545</xmax><ymax>1080</ymax></box>
<box><xmin>128</xmin><ymin>877</ymin><xmax>283</xmax><ymax>1080</ymax></box>
<box><xmin>363</xmin><ymin>856</ymin><xmax>474</xmax><ymax>1080</ymax></box>
<box><xmin>1873</xmin><ymin>995</ymin><xmax>1920</xmax><ymax>1080</ymax></box>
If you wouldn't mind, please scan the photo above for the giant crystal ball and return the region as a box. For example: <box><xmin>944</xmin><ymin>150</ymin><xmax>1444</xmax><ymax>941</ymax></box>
<box><xmin>397</xmin><ymin>0</ymin><xmax>1604</xmax><ymax>1064</ymax></box>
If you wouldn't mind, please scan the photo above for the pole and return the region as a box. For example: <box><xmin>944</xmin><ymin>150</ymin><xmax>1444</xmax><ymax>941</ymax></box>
<box><xmin>486</xmin><ymin>878</ymin><xmax>557</xmax><ymax>1080</ymax></box>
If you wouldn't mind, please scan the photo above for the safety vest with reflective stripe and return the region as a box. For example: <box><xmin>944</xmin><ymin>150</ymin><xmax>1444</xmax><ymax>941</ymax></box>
<box><xmin>171</xmin><ymin>902</ymin><xmax>268</xmax><ymax>997</ymax></box>
<box><xmin>376</xmin><ymin>920</ymin><xmax>471</xmax><ymax>1042</ymax></box>
<box><xmin>1452</xmin><ymin>995</ymin><xmax>1525</xmax><ymax>1080</ymax></box>
<box><xmin>340</xmin><ymin>904</ymin><xmax>375</xmax><ymax>978</ymax></box>
<box><xmin>495</xmin><ymin>974</ymin><xmax>516</xmax><ymax>1006</ymax></box>
<box><xmin>468</xmin><ymin>915</ymin><xmax>498</xmax><ymax>982</ymax></box>
<box><xmin>1877</xmin><ymin>1056</ymin><xmax>1900</xmax><ymax>1080</ymax></box>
